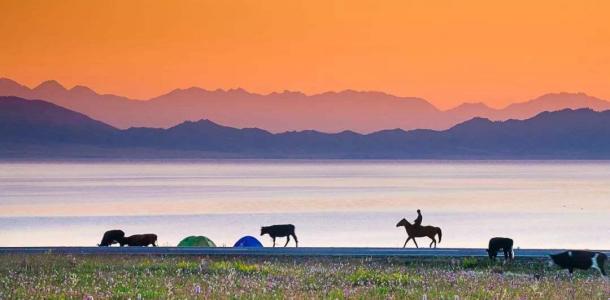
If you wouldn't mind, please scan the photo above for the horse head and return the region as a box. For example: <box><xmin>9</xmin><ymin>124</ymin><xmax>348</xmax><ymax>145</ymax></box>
<box><xmin>396</xmin><ymin>218</ymin><xmax>411</xmax><ymax>228</ymax></box>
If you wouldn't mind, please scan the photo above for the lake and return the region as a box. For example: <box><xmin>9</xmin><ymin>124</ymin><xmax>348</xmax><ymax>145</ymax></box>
<box><xmin>0</xmin><ymin>160</ymin><xmax>608</xmax><ymax>249</ymax></box>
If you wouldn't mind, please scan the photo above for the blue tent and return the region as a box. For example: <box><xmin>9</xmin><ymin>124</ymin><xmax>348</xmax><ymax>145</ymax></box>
<box><xmin>233</xmin><ymin>235</ymin><xmax>263</xmax><ymax>248</ymax></box>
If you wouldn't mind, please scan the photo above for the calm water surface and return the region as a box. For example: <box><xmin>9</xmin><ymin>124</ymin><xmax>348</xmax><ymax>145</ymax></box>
<box><xmin>0</xmin><ymin>160</ymin><xmax>608</xmax><ymax>248</ymax></box>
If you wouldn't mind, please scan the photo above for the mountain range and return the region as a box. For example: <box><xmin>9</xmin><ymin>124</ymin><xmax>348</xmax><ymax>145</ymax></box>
<box><xmin>3</xmin><ymin>96</ymin><xmax>610</xmax><ymax>159</ymax></box>
<box><xmin>2</xmin><ymin>77</ymin><xmax>610</xmax><ymax>133</ymax></box>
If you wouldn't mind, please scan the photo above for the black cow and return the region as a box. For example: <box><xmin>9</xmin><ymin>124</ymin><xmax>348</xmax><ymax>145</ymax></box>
<box><xmin>486</xmin><ymin>237</ymin><xmax>514</xmax><ymax>261</ymax></box>
<box><xmin>120</xmin><ymin>234</ymin><xmax>158</xmax><ymax>247</ymax></box>
<box><xmin>549</xmin><ymin>250</ymin><xmax>607</xmax><ymax>276</ymax></box>
<box><xmin>260</xmin><ymin>224</ymin><xmax>298</xmax><ymax>247</ymax></box>
<box><xmin>98</xmin><ymin>229</ymin><xmax>125</xmax><ymax>246</ymax></box>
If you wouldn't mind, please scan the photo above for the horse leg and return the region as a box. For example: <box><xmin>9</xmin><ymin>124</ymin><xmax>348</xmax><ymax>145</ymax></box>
<box><xmin>429</xmin><ymin>237</ymin><xmax>436</xmax><ymax>248</ymax></box>
<box><xmin>284</xmin><ymin>235</ymin><xmax>290</xmax><ymax>247</ymax></box>
<box><xmin>412</xmin><ymin>238</ymin><xmax>419</xmax><ymax>248</ymax></box>
<box><xmin>272</xmin><ymin>237</ymin><xmax>276</xmax><ymax>247</ymax></box>
<box><xmin>403</xmin><ymin>237</ymin><xmax>411</xmax><ymax>248</ymax></box>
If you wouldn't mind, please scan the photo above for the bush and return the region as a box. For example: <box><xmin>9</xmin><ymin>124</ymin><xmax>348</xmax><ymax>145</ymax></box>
<box><xmin>461</xmin><ymin>257</ymin><xmax>478</xmax><ymax>269</ymax></box>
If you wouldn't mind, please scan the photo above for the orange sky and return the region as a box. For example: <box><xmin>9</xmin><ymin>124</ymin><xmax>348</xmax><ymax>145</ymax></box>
<box><xmin>1</xmin><ymin>0</ymin><xmax>609</xmax><ymax>109</ymax></box>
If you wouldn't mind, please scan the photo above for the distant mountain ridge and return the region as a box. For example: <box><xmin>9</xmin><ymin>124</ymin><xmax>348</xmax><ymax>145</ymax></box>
<box><xmin>1</xmin><ymin>77</ymin><xmax>609</xmax><ymax>133</ymax></box>
<box><xmin>3</xmin><ymin>96</ymin><xmax>610</xmax><ymax>159</ymax></box>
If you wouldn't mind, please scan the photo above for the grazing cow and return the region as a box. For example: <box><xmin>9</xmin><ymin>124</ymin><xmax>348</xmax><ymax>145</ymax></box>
<box><xmin>98</xmin><ymin>229</ymin><xmax>125</xmax><ymax>246</ymax></box>
<box><xmin>120</xmin><ymin>234</ymin><xmax>158</xmax><ymax>247</ymax></box>
<box><xmin>260</xmin><ymin>224</ymin><xmax>298</xmax><ymax>247</ymax></box>
<box><xmin>549</xmin><ymin>250</ymin><xmax>607</xmax><ymax>276</ymax></box>
<box><xmin>486</xmin><ymin>237</ymin><xmax>514</xmax><ymax>261</ymax></box>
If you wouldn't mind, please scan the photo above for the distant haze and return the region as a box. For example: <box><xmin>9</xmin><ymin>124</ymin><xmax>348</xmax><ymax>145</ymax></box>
<box><xmin>1</xmin><ymin>78</ymin><xmax>610</xmax><ymax>133</ymax></box>
<box><xmin>2</xmin><ymin>1</ymin><xmax>610</xmax><ymax>107</ymax></box>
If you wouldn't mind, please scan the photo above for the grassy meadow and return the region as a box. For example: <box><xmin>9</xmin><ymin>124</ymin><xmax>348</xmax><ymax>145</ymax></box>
<box><xmin>0</xmin><ymin>254</ymin><xmax>608</xmax><ymax>299</ymax></box>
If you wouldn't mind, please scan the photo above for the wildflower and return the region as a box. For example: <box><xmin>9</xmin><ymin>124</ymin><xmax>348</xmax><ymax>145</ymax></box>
<box><xmin>194</xmin><ymin>284</ymin><xmax>202</xmax><ymax>294</ymax></box>
<box><xmin>137</xmin><ymin>293</ymin><xmax>142</xmax><ymax>300</ymax></box>
<box><xmin>83</xmin><ymin>295</ymin><xmax>94</xmax><ymax>300</ymax></box>
<box><xmin>343</xmin><ymin>287</ymin><xmax>351</xmax><ymax>298</ymax></box>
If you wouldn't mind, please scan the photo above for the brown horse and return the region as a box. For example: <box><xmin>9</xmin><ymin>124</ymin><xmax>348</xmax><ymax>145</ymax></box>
<box><xmin>396</xmin><ymin>218</ymin><xmax>442</xmax><ymax>248</ymax></box>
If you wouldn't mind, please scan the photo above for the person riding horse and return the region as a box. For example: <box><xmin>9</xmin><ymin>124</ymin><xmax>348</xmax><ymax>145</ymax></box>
<box><xmin>397</xmin><ymin>209</ymin><xmax>442</xmax><ymax>248</ymax></box>
<box><xmin>414</xmin><ymin>209</ymin><xmax>422</xmax><ymax>227</ymax></box>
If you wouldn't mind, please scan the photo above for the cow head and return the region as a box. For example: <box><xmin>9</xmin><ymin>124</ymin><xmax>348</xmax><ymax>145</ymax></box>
<box><xmin>548</xmin><ymin>252</ymin><xmax>569</xmax><ymax>268</ymax></box>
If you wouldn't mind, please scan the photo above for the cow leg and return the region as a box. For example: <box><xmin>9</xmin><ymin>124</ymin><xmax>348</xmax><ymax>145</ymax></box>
<box><xmin>403</xmin><ymin>237</ymin><xmax>411</xmax><ymax>248</ymax></box>
<box><xmin>291</xmin><ymin>233</ymin><xmax>298</xmax><ymax>247</ymax></box>
<box><xmin>592</xmin><ymin>264</ymin><xmax>602</xmax><ymax>276</ymax></box>
<box><xmin>284</xmin><ymin>235</ymin><xmax>290</xmax><ymax>247</ymax></box>
<box><xmin>591</xmin><ymin>254</ymin><xmax>607</xmax><ymax>277</ymax></box>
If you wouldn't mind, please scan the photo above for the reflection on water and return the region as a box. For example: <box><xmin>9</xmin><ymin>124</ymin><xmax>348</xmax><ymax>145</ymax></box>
<box><xmin>0</xmin><ymin>160</ymin><xmax>609</xmax><ymax>248</ymax></box>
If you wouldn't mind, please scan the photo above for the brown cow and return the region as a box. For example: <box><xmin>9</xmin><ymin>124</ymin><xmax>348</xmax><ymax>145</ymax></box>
<box><xmin>120</xmin><ymin>234</ymin><xmax>158</xmax><ymax>247</ymax></box>
<box><xmin>98</xmin><ymin>229</ymin><xmax>125</xmax><ymax>246</ymax></box>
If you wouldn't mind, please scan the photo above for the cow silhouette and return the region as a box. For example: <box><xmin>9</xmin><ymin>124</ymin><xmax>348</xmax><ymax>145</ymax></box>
<box><xmin>120</xmin><ymin>234</ymin><xmax>158</xmax><ymax>247</ymax></box>
<box><xmin>486</xmin><ymin>237</ymin><xmax>514</xmax><ymax>261</ymax></box>
<box><xmin>261</xmin><ymin>224</ymin><xmax>298</xmax><ymax>247</ymax></box>
<box><xmin>98</xmin><ymin>230</ymin><xmax>125</xmax><ymax>246</ymax></box>
<box><xmin>549</xmin><ymin>250</ymin><xmax>607</xmax><ymax>277</ymax></box>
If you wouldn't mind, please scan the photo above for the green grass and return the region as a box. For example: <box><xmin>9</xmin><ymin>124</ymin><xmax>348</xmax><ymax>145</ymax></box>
<box><xmin>0</xmin><ymin>254</ymin><xmax>607</xmax><ymax>299</ymax></box>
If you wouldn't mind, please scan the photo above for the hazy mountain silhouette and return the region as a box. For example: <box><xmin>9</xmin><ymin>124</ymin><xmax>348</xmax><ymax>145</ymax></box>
<box><xmin>3</xmin><ymin>96</ymin><xmax>610</xmax><ymax>159</ymax></box>
<box><xmin>2</xmin><ymin>77</ymin><xmax>609</xmax><ymax>133</ymax></box>
<box><xmin>0</xmin><ymin>96</ymin><xmax>116</xmax><ymax>144</ymax></box>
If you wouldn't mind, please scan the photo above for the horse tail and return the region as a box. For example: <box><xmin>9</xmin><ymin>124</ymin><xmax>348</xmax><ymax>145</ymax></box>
<box><xmin>436</xmin><ymin>227</ymin><xmax>442</xmax><ymax>243</ymax></box>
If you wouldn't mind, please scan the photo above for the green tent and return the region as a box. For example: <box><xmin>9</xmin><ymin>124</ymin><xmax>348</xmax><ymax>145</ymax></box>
<box><xmin>177</xmin><ymin>236</ymin><xmax>216</xmax><ymax>247</ymax></box>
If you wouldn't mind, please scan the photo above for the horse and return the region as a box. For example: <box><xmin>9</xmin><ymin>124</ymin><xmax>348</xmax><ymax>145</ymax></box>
<box><xmin>396</xmin><ymin>218</ymin><xmax>442</xmax><ymax>248</ymax></box>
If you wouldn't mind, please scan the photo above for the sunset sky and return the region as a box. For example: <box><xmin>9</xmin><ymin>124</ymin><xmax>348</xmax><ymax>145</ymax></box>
<box><xmin>1</xmin><ymin>0</ymin><xmax>609</xmax><ymax>109</ymax></box>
